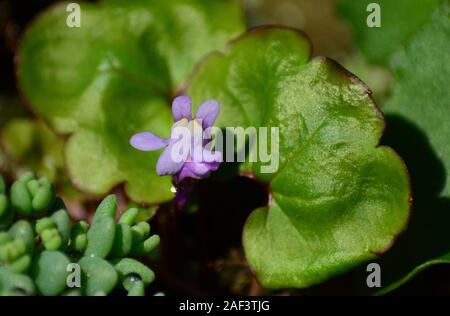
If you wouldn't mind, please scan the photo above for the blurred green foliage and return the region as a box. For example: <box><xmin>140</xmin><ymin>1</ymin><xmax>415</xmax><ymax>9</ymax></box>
<box><xmin>1</xmin><ymin>119</ymin><xmax>64</xmax><ymax>181</ymax></box>
<box><xmin>339</xmin><ymin>0</ymin><xmax>441</xmax><ymax>65</ymax></box>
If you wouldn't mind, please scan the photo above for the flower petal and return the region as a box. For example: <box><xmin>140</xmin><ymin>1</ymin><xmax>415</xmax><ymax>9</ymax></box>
<box><xmin>175</xmin><ymin>165</ymin><xmax>199</xmax><ymax>183</ymax></box>
<box><xmin>130</xmin><ymin>132</ymin><xmax>168</xmax><ymax>151</ymax></box>
<box><xmin>172</xmin><ymin>95</ymin><xmax>192</xmax><ymax>121</ymax></box>
<box><xmin>202</xmin><ymin>148</ymin><xmax>223</xmax><ymax>164</ymax></box>
<box><xmin>156</xmin><ymin>142</ymin><xmax>185</xmax><ymax>176</ymax></box>
<box><xmin>195</xmin><ymin>99</ymin><xmax>220</xmax><ymax>128</ymax></box>
<box><xmin>170</xmin><ymin>118</ymin><xmax>190</xmax><ymax>141</ymax></box>
<box><xmin>187</xmin><ymin>162</ymin><xmax>211</xmax><ymax>176</ymax></box>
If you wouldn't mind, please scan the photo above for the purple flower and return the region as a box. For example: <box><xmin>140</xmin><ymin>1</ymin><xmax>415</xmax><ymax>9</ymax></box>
<box><xmin>130</xmin><ymin>96</ymin><xmax>222</xmax><ymax>183</ymax></box>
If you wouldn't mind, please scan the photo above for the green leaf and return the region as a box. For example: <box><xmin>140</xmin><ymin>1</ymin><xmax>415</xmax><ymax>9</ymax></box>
<box><xmin>85</xmin><ymin>217</ymin><xmax>116</xmax><ymax>258</ymax></box>
<box><xmin>113</xmin><ymin>257</ymin><xmax>155</xmax><ymax>286</ymax></box>
<box><xmin>0</xmin><ymin>267</ymin><xmax>35</xmax><ymax>296</ymax></box>
<box><xmin>79</xmin><ymin>256</ymin><xmax>118</xmax><ymax>296</ymax></box>
<box><xmin>51</xmin><ymin>209</ymin><xmax>72</xmax><ymax>246</ymax></box>
<box><xmin>119</xmin><ymin>208</ymin><xmax>139</xmax><ymax>225</ymax></box>
<box><xmin>188</xmin><ymin>27</ymin><xmax>410</xmax><ymax>289</ymax></box>
<box><xmin>111</xmin><ymin>223</ymin><xmax>133</xmax><ymax>258</ymax></box>
<box><xmin>370</xmin><ymin>2</ymin><xmax>450</xmax><ymax>295</ymax></box>
<box><xmin>70</xmin><ymin>221</ymin><xmax>89</xmax><ymax>253</ymax></box>
<box><xmin>339</xmin><ymin>0</ymin><xmax>441</xmax><ymax>64</ymax></box>
<box><xmin>85</xmin><ymin>194</ymin><xmax>117</xmax><ymax>258</ymax></box>
<box><xmin>92</xmin><ymin>194</ymin><xmax>117</xmax><ymax>222</ymax></box>
<box><xmin>10</xmin><ymin>180</ymin><xmax>33</xmax><ymax>215</ymax></box>
<box><xmin>32</xmin><ymin>250</ymin><xmax>70</xmax><ymax>296</ymax></box>
<box><xmin>1</xmin><ymin>119</ymin><xmax>65</xmax><ymax>180</ymax></box>
<box><xmin>8</xmin><ymin>220</ymin><xmax>35</xmax><ymax>255</ymax></box>
<box><xmin>0</xmin><ymin>194</ymin><xmax>13</xmax><ymax>230</ymax></box>
<box><xmin>17</xmin><ymin>0</ymin><xmax>245</xmax><ymax>203</ymax></box>
<box><xmin>10</xmin><ymin>173</ymin><xmax>56</xmax><ymax>216</ymax></box>
<box><xmin>126</xmin><ymin>279</ymin><xmax>145</xmax><ymax>296</ymax></box>
<box><xmin>385</xmin><ymin>3</ymin><xmax>450</xmax><ymax>198</ymax></box>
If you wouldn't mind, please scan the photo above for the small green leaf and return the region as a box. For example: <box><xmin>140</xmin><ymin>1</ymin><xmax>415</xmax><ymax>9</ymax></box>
<box><xmin>8</xmin><ymin>220</ymin><xmax>35</xmax><ymax>255</ymax></box>
<box><xmin>31</xmin><ymin>186</ymin><xmax>54</xmax><ymax>213</ymax></box>
<box><xmin>113</xmin><ymin>257</ymin><xmax>155</xmax><ymax>286</ymax></box>
<box><xmin>11</xmin><ymin>173</ymin><xmax>55</xmax><ymax>216</ymax></box>
<box><xmin>10</xmin><ymin>180</ymin><xmax>33</xmax><ymax>215</ymax></box>
<box><xmin>85</xmin><ymin>217</ymin><xmax>116</xmax><ymax>259</ymax></box>
<box><xmin>92</xmin><ymin>194</ymin><xmax>117</xmax><ymax>222</ymax></box>
<box><xmin>85</xmin><ymin>195</ymin><xmax>117</xmax><ymax>258</ymax></box>
<box><xmin>0</xmin><ymin>267</ymin><xmax>35</xmax><ymax>296</ymax></box>
<box><xmin>70</xmin><ymin>221</ymin><xmax>89</xmax><ymax>253</ymax></box>
<box><xmin>0</xmin><ymin>194</ymin><xmax>13</xmax><ymax>230</ymax></box>
<box><xmin>17</xmin><ymin>0</ymin><xmax>245</xmax><ymax>203</ymax></box>
<box><xmin>126</xmin><ymin>279</ymin><xmax>145</xmax><ymax>296</ymax></box>
<box><xmin>119</xmin><ymin>208</ymin><xmax>139</xmax><ymax>225</ymax></box>
<box><xmin>32</xmin><ymin>250</ymin><xmax>70</xmax><ymax>296</ymax></box>
<box><xmin>131</xmin><ymin>222</ymin><xmax>150</xmax><ymax>242</ymax></box>
<box><xmin>79</xmin><ymin>256</ymin><xmax>118</xmax><ymax>296</ymax></box>
<box><xmin>8</xmin><ymin>255</ymin><xmax>31</xmax><ymax>274</ymax></box>
<box><xmin>188</xmin><ymin>27</ymin><xmax>410</xmax><ymax>289</ymax></box>
<box><xmin>36</xmin><ymin>217</ymin><xmax>63</xmax><ymax>250</ymax></box>
<box><xmin>51</xmin><ymin>210</ymin><xmax>72</xmax><ymax>246</ymax></box>
<box><xmin>131</xmin><ymin>235</ymin><xmax>160</xmax><ymax>257</ymax></box>
<box><xmin>0</xmin><ymin>234</ymin><xmax>29</xmax><ymax>272</ymax></box>
<box><xmin>111</xmin><ymin>223</ymin><xmax>133</xmax><ymax>258</ymax></box>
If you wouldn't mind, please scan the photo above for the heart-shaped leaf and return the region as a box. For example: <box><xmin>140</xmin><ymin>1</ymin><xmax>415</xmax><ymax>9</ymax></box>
<box><xmin>187</xmin><ymin>27</ymin><xmax>410</xmax><ymax>289</ymax></box>
<box><xmin>17</xmin><ymin>0</ymin><xmax>244</xmax><ymax>203</ymax></box>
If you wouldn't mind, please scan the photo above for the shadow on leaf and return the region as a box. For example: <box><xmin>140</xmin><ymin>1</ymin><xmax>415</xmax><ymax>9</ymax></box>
<box><xmin>358</xmin><ymin>114</ymin><xmax>450</xmax><ymax>295</ymax></box>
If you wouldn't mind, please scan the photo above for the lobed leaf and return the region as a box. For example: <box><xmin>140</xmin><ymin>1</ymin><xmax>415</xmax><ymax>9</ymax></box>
<box><xmin>188</xmin><ymin>27</ymin><xmax>410</xmax><ymax>289</ymax></box>
<box><xmin>17</xmin><ymin>0</ymin><xmax>245</xmax><ymax>203</ymax></box>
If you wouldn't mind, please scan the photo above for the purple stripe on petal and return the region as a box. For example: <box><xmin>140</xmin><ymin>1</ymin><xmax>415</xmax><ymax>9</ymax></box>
<box><xmin>130</xmin><ymin>132</ymin><xmax>169</xmax><ymax>151</ymax></box>
<box><xmin>195</xmin><ymin>99</ymin><xmax>220</xmax><ymax>128</ymax></box>
<box><xmin>172</xmin><ymin>96</ymin><xmax>192</xmax><ymax>121</ymax></box>
<box><xmin>156</xmin><ymin>142</ymin><xmax>185</xmax><ymax>176</ymax></box>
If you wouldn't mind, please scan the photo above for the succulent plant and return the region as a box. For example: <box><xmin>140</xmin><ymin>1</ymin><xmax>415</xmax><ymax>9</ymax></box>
<box><xmin>0</xmin><ymin>173</ymin><xmax>159</xmax><ymax>296</ymax></box>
